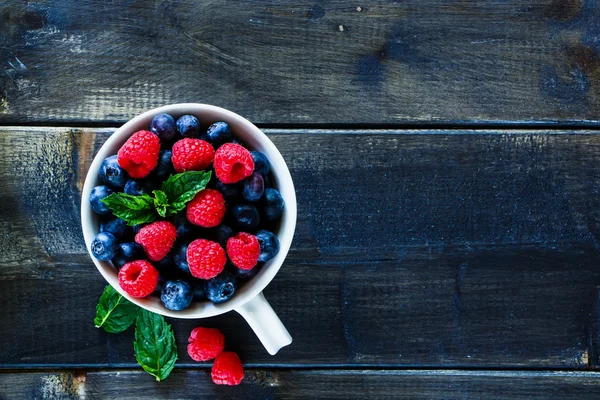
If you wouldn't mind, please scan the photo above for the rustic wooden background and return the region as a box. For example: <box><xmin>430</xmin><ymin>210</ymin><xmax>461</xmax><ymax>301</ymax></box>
<box><xmin>1</xmin><ymin>0</ymin><xmax>600</xmax><ymax>398</ymax></box>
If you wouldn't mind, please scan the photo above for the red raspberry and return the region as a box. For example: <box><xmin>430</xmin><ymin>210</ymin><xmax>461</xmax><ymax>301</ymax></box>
<box><xmin>211</xmin><ymin>352</ymin><xmax>244</xmax><ymax>386</ymax></box>
<box><xmin>118</xmin><ymin>260</ymin><xmax>159</xmax><ymax>298</ymax></box>
<box><xmin>187</xmin><ymin>239</ymin><xmax>226</xmax><ymax>279</ymax></box>
<box><xmin>187</xmin><ymin>327</ymin><xmax>225</xmax><ymax>362</ymax></box>
<box><xmin>135</xmin><ymin>221</ymin><xmax>177</xmax><ymax>261</ymax></box>
<box><xmin>226</xmin><ymin>232</ymin><xmax>260</xmax><ymax>270</ymax></box>
<box><xmin>117</xmin><ymin>130</ymin><xmax>161</xmax><ymax>178</ymax></box>
<box><xmin>172</xmin><ymin>138</ymin><xmax>214</xmax><ymax>173</ymax></box>
<box><xmin>186</xmin><ymin>189</ymin><xmax>226</xmax><ymax>228</ymax></box>
<box><xmin>214</xmin><ymin>143</ymin><xmax>254</xmax><ymax>184</ymax></box>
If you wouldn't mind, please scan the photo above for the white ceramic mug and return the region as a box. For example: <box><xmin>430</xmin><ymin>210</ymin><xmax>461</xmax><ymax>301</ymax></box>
<box><xmin>81</xmin><ymin>104</ymin><xmax>296</xmax><ymax>355</ymax></box>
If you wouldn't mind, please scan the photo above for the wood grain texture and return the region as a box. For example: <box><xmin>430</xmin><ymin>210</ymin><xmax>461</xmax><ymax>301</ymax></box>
<box><xmin>2</xmin><ymin>128</ymin><xmax>600</xmax><ymax>368</ymax></box>
<box><xmin>1</xmin><ymin>1</ymin><xmax>600</xmax><ymax>125</ymax></box>
<box><xmin>2</xmin><ymin>370</ymin><xmax>600</xmax><ymax>399</ymax></box>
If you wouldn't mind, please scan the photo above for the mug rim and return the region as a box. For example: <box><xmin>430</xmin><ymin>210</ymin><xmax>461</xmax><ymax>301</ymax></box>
<box><xmin>81</xmin><ymin>103</ymin><xmax>297</xmax><ymax>318</ymax></box>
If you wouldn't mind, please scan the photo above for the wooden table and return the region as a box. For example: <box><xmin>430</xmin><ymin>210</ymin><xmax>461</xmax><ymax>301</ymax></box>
<box><xmin>1</xmin><ymin>0</ymin><xmax>600</xmax><ymax>398</ymax></box>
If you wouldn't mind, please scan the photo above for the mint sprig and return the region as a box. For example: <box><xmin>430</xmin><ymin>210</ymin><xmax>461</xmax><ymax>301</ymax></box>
<box><xmin>100</xmin><ymin>170</ymin><xmax>211</xmax><ymax>225</ymax></box>
<box><xmin>94</xmin><ymin>286</ymin><xmax>140</xmax><ymax>333</ymax></box>
<box><xmin>101</xmin><ymin>193</ymin><xmax>157</xmax><ymax>226</ymax></box>
<box><xmin>134</xmin><ymin>309</ymin><xmax>178</xmax><ymax>381</ymax></box>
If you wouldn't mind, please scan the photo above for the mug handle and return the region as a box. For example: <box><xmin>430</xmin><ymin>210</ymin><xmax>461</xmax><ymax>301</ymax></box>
<box><xmin>235</xmin><ymin>291</ymin><xmax>292</xmax><ymax>355</ymax></box>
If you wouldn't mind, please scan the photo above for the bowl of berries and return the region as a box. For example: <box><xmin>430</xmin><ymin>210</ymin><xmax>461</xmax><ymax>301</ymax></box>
<box><xmin>81</xmin><ymin>104</ymin><xmax>296</xmax><ymax>355</ymax></box>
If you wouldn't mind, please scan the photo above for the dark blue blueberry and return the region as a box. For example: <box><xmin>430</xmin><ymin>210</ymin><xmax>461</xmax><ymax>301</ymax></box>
<box><xmin>124</xmin><ymin>180</ymin><xmax>157</xmax><ymax>196</ymax></box>
<box><xmin>176</xmin><ymin>115</ymin><xmax>201</xmax><ymax>138</ymax></box>
<box><xmin>230</xmin><ymin>263</ymin><xmax>260</xmax><ymax>280</ymax></box>
<box><xmin>206</xmin><ymin>121</ymin><xmax>232</xmax><ymax>144</ymax></box>
<box><xmin>98</xmin><ymin>155</ymin><xmax>129</xmax><ymax>189</ymax></box>
<box><xmin>154</xmin><ymin>274</ymin><xmax>167</xmax><ymax>294</ymax></box>
<box><xmin>205</xmin><ymin>271</ymin><xmax>237</xmax><ymax>304</ymax></box>
<box><xmin>231</xmin><ymin>204</ymin><xmax>260</xmax><ymax>231</ymax></box>
<box><xmin>90</xmin><ymin>232</ymin><xmax>118</xmax><ymax>261</ymax></box>
<box><xmin>112</xmin><ymin>242</ymin><xmax>144</xmax><ymax>268</ymax></box>
<box><xmin>160</xmin><ymin>280</ymin><xmax>193</xmax><ymax>310</ymax></box>
<box><xmin>89</xmin><ymin>185</ymin><xmax>113</xmax><ymax>215</ymax></box>
<box><xmin>255</xmin><ymin>230</ymin><xmax>280</xmax><ymax>262</ymax></box>
<box><xmin>153</xmin><ymin>150</ymin><xmax>174</xmax><ymax>181</ymax></box>
<box><xmin>231</xmin><ymin>138</ymin><xmax>243</xmax><ymax>146</ymax></box>
<box><xmin>132</xmin><ymin>224</ymin><xmax>145</xmax><ymax>235</ymax></box>
<box><xmin>173</xmin><ymin>212</ymin><xmax>193</xmax><ymax>238</ymax></box>
<box><xmin>263</xmin><ymin>174</ymin><xmax>272</xmax><ymax>188</ymax></box>
<box><xmin>100</xmin><ymin>216</ymin><xmax>131</xmax><ymax>240</ymax></box>
<box><xmin>242</xmin><ymin>172</ymin><xmax>264</xmax><ymax>202</ymax></box>
<box><xmin>250</xmin><ymin>151</ymin><xmax>271</xmax><ymax>176</ymax></box>
<box><xmin>173</xmin><ymin>242</ymin><xmax>190</xmax><ymax>274</ymax></box>
<box><xmin>262</xmin><ymin>188</ymin><xmax>285</xmax><ymax>221</ymax></box>
<box><xmin>215</xmin><ymin>225</ymin><xmax>234</xmax><ymax>248</ymax></box>
<box><xmin>192</xmin><ymin>281</ymin><xmax>206</xmax><ymax>301</ymax></box>
<box><xmin>155</xmin><ymin>254</ymin><xmax>175</xmax><ymax>272</ymax></box>
<box><xmin>214</xmin><ymin>181</ymin><xmax>240</xmax><ymax>203</ymax></box>
<box><xmin>150</xmin><ymin>113</ymin><xmax>177</xmax><ymax>141</ymax></box>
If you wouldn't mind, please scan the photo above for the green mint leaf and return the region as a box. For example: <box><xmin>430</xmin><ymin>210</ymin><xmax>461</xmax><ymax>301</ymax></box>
<box><xmin>94</xmin><ymin>286</ymin><xmax>139</xmax><ymax>333</ymax></box>
<box><xmin>101</xmin><ymin>193</ymin><xmax>158</xmax><ymax>226</ymax></box>
<box><xmin>134</xmin><ymin>309</ymin><xmax>178</xmax><ymax>381</ymax></box>
<box><xmin>153</xmin><ymin>190</ymin><xmax>169</xmax><ymax>218</ymax></box>
<box><xmin>161</xmin><ymin>171</ymin><xmax>211</xmax><ymax>212</ymax></box>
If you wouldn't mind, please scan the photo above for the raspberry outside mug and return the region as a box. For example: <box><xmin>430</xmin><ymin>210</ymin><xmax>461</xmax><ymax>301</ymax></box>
<box><xmin>81</xmin><ymin>104</ymin><xmax>296</xmax><ymax>355</ymax></box>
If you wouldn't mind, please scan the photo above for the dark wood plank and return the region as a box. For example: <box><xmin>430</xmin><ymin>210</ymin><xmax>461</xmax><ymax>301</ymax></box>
<box><xmin>2</xmin><ymin>128</ymin><xmax>600</xmax><ymax>368</ymax></box>
<box><xmin>1</xmin><ymin>1</ymin><xmax>600</xmax><ymax>125</ymax></box>
<box><xmin>2</xmin><ymin>370</ymin><xmax>600</xmax><ymax>399</ymax></box>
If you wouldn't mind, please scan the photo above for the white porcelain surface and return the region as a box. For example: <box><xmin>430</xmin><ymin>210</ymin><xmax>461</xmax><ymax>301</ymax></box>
<box><xmin>81</xmin><ymin>104</ymin><xmax>296</xmax><ymax>353</ymax></box>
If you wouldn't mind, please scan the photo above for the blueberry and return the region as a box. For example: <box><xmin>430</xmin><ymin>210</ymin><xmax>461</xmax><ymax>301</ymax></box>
<box><xmin>154</xmin><ymin>275</ymin><xmax>167</xmax><ymax>294</ymax></box>
<box><xmin>153</xmin><ymin>150</ymin><xmax>174</xmax><ymax>181</ymax></box>
<box><xmin>173</xmin><ymin>242</ymin><xmax>190</xmax><ymax>274</ymax></box>
<box><xmin>255</xmin><ymin>230</ymin><xmax>280</xmax><ymax>262</ymax></box>
<box><xmin>160</xmin><ymin>280</ymin><xmax>193</xmax><ymax>310</ymax></box>
<box><xmin>230</xmin><ymin>263</ymin><xmax>260</xmax><ymax>280</ymax></box>
<box><xmin>176</xmin><ymin>115</ymin><xmax>201</xmax><ymax>138</ymax></box>
<box><xmin>205</xmin><ymin>271</ymin><xmax>237</xmax><ymax>304</ymax></box>
<box><xmin>150</xmin><ymin>113</ymin><xmax>177</xmax><ymax>141</ymax></box>
<box><xmin>250</xmin><ymin>151</ymin><xmax>271</xmax><ymax>176</ymax></box>
<box><xmin>132</xmin><ymin>224</ymin><xmax>145</xmax><ymax>235</ymax></box>
<box><xmin>112</xmin><ymin>242</ymin><xmax>144</xmax><ymax>268</ymax></box>
<box><xmin>192</xmin><ymin>282</ymin><xmax>206</xmax><ymax>301</ymax></box>
<box><xmin>215</xmin><ymin>225</ymin><xmax>234</xmax><ymax>248</ymax></box>
<box><xmin>242</xmin><ymin>172</ymin><xmax>264</xmax><ymax>202</ymax></box>
<box><xmin>124</xmin><ymin>180</ymin><xmax>157</xmax><ymax>196</ymax></box>
<box><xmin>173</xmin><ymin>212</ymin><xmax>193</xmax><ymax>238</ymax></box>
<box><xmin>89</xmin><ymin>185</ymin><xmax>113</xmax><ymax>215</ymax></box>
<box><xmin>100</xmin><ymin>216</ymin><xmax>131</xmax><ymax>240</ymax></box>
<box><xmin>214</xmin><ymin>181</ymin><xmax>240</xmax><ymax>203</ymax></box>
<box><xmin>231</xmin><ymin>204</ymin><xmax>260</xmax><ymax>231</ymax></box>
<box><xmin>155</xmin><ymin>253</ymin><xmax>175</xmax><ymax>272</ymax></box>
<box><xmin>90</xmin><ymin>232</ymin><xmax>118</xmax><ymax>261</ymax></box>
<box><xmin>98</xmin><ymin>155</ymin><xmax>129</xmax><ymax>189</ymax></box>
<box><xmin>262</xmin><ymin>188</ymin><xmax>285</xmax><ymax>221</ymax></box>
<box><xmin>206</xmin><ymin>122</ymin><xmax>232</xmax><ymax>143</ymax></box>
<box><xmin>263</xmin><ymin>174</ymin><xmax>272</xmax><ymax>188</ymax></box>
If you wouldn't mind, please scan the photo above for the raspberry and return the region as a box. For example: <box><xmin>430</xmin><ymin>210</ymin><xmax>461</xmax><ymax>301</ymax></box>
<box><xmin>172</xmin><ymin>138</ymin><xmax>214</xmax><ymax>173</ymax></box>
<box><xmin>226</xmin><ymin>232</ymin><xmax>260</xmax><ymax>270</ymax></box>
<box><xmin>211</xmin><ymin>352</ymin><xmax>244</xmax><ymax>386</ymax></box>
<box><xmin>118</xmin><ymin>260</ymin><xmax>159</xmax><ymax>298</ymax></box>
<box><xmin>214</xmin><ymin>143</ymin><xmax>254</xmax><ymax>184</ymax></box>
<box><xmin>135</xmin><ymin>221</ymin><xmax>177</xmax><ymax>261</ymax></box>
<box><xmin>187</xmin><ymin>239</ymin><xmax>226</xmax><ymax>279</ymax></box>
<box><xmin>117</xmin><ymin>130</ymin><xmax>161</xmax><ymax>179</ymax></box>
<box><xmin>186</xmin><ymin>189</ymin><xmax>226</xmax><ymax>228</ymax></box>
<box><xmin>187</xmin><ymin>327</ymin><xmax>225</xmax><ymax>362</ymax></box>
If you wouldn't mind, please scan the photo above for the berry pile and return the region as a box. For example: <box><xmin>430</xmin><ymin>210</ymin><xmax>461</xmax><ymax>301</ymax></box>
<box><xmin>89</xmin><ymin>113</ymin><xmax>284</xmax><ymax>311</ymax></box>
